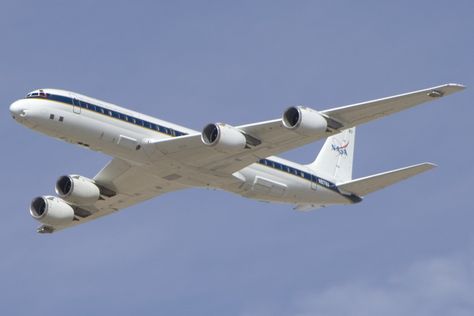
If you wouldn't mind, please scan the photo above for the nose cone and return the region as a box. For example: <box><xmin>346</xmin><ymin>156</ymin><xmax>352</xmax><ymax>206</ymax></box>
<box><xmin>9</xmin><ymin>100</ymin><xmax>24</xmax><ymax>117</ymax></box>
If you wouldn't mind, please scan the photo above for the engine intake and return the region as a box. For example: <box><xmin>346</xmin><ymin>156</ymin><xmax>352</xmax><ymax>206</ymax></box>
<box><xmin>30</xmin><ymin>196</ymin><xmax>75</xmax><ymax>226</ymax></box>
<box><xmin>55</xmin><ymin>175</ymin><xmax>101</xmax><ymax>205</ymax></box>
<box><xmin>282</xmin><ymin>106</ymin><xmax>328</xmax><ymax>136</ymax></box>
<box><xmin>201</xmin><ymin>123</ymin><xmax>247</xmax><ymax>153</ymax></box>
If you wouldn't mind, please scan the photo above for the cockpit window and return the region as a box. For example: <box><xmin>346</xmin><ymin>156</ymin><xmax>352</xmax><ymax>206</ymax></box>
<box><xmin>26</xmin><ymin>90</ymin><xmax>48</xmax><ymax>98</ymax></box>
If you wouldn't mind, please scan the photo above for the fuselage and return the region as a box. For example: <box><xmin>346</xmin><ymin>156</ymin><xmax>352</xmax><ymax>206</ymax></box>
<box><xmin>10</xmin><ymin>89</ymin><xmax>357</xmax><ymax>207</ymax></box>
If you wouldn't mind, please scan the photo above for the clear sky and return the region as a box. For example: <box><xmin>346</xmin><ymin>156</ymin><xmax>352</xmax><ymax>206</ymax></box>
<box><xmin>1</xmin><ymin>1</ymin><xmax>473</xmax><ymax>315</ymax></box>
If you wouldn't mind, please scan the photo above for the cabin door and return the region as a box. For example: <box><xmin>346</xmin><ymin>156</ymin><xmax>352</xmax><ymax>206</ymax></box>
<box><xmin>71</xmin><ymin>96</ymin><xmax>81</xmax><ymax>114</ymax></box>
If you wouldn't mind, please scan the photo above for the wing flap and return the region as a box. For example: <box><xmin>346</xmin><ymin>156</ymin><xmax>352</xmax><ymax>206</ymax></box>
<box><xmin>337</xmin><ymin>163</ymin><xmax>436</xmax><ymax>196</ymax></box>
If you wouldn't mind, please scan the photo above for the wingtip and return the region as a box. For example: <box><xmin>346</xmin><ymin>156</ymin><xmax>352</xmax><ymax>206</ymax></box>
<box><xmin>446</xmin><ymin>83</ymin><xmax>466</xmax><ymax>90</ymax></box>
<box><xmin>422</xmin><ymin>162</ymin><xmax>438</xmax><ymax>169</ymax></box>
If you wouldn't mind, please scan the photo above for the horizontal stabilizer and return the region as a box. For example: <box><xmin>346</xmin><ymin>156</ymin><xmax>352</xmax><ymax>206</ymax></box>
<box><xmin>337</xmin><ymin>163</ymin><xmax>436</xmax><ymax>196</ymax></box>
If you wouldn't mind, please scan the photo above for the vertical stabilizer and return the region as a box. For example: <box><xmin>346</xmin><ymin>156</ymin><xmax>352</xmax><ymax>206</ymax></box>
<box><xmin>307</xmin><ymin>127</ymin><xmax>355</xmax><ymax>183</ymax></box>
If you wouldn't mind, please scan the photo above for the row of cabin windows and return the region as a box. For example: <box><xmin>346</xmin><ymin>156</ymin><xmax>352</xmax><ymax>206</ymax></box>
<box><xmin>259</xmin><ymin>158</ymin><xmax>335</xmax><ymax>188</ymax></box>
<box><xmin>27</xmin><ymin>93</ymin><xmax>187</xmax><ymax>137</ymax></box>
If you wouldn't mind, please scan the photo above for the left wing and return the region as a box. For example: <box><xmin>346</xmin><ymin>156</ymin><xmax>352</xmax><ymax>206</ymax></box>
<box><xmin>143</xmin><ymin>118</ymin><xmax>312</xmax><ymax>176</ymax></box>
<box><xmin>321</xmin><ymin>83</ymin><xmax>464</xmax><ymax>127</ymax></box>
<box><xmin>143</xmin><ymin>83</ymin><xmax>464</xmax><ymax>176</ymax></box>
<box><xmin>37</xmin><ymin>158</ymin><xmax>187</xmax><ymax>233</ymax></box>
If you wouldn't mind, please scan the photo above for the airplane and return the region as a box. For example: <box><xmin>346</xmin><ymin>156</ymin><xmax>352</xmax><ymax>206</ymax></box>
<box><xmin>9</xmin><ymin>83</ymin><xmax>465</xmax><ymax>233</ymax></box>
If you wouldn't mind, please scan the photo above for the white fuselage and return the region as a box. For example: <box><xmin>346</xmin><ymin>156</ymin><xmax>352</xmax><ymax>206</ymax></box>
<box><xmin>10</xmin><ymin>89</ymin><xmax>355</xmax><ymax>207</ymax></box>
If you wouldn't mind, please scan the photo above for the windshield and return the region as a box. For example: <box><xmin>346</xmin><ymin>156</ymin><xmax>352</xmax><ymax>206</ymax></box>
<box><xmin>26</xmin><ymin>89</ymin><xmax>48</xmax><ymax>98</ymax></box>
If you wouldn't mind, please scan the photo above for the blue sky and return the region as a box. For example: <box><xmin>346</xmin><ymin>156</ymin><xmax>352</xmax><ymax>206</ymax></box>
<box><xmin>1</xmin><ymin>1</ymin><xmax>473</xmax><ymax>315</ymax></box>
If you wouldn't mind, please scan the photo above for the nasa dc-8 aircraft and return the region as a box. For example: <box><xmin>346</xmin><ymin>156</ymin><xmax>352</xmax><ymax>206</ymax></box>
<box><xmin>10</xmin><ymin>84</ymin><xmax>464</xmax><ymax>233</ymax></box>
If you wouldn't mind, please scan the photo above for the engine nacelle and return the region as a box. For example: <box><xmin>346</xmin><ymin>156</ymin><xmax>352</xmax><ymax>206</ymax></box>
<box><xmin>55</xmin><ymin>175</ymin><xmax>100</xmax><ymax>205</ymax></box>
<box><xmin>30</xmin><ymin>196</ymin><xmax>75</xmax><ymax>226</ymax></box>
<box><xmin>201</xmin><ymin>123</ymin><xmax>247</xmax><ymax>153</ymax></box>
<box><xmin>282</xmin><ymin>106</ymin><xmax>328</xmax><ymax>136</ymax></box>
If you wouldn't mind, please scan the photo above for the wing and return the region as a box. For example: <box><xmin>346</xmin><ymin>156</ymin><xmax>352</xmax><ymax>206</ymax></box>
<box><xmin>143</xmin><ymin>118</ymin><xmax>314</xmax><ymax>176</ymax></box>
<box><xmin>37</xmin><ymin>158</ymin><xmax>187</xmax><ymax>233</ymax></box>
<box><xmin>143</xmin><ymin>83</ymin><xmax>465</xmax><ymax>177</ymax></box>
<box><xmin>321</xmin><ymin>83</ymin><xmax>465</xmax><ymax>127</ymax></box>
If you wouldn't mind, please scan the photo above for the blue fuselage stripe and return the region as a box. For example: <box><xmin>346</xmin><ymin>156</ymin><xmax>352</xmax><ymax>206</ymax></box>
<box><xmin>27</xmin><ymin>94</ymin><xmax>188</xmax><ymax>137</ymax></box>
<box><xmin>257</xmin><ymin>158</ymin><xmax>362</xmax><ymax>203</ymax></box>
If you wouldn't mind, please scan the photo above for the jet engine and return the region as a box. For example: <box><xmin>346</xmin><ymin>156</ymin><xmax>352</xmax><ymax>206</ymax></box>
<box><xmin>201</xmin><ymin>123</ymin><xmax>247</xmax><ymax>153</ymax></box>
<box><xmin>55</xmin><ymin>175</ymin><xmax>101</xmax><ymax>205</ymax></box>
<box><xmin>282</xmin><ymin>106</ymin><xmax>328</xmax><ymax>136</ymax></box>
<box><xmin>30</xmin><ymin>196</ymin><xmax>75</xmax><ymax>226</ymax></box>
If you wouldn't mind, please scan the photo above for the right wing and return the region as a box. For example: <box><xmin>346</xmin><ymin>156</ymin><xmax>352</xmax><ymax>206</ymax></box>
<box><xmin>37</xmin><ymin>158</ymin><xmax>187</xmax><ymax>233</ymax></box>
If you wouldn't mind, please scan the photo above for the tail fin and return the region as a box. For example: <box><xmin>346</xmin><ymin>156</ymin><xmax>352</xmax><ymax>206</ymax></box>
<box><xmin>308</xmin><ymin>127</ymin><xmax>355</xmax><ymax>183</ymax></box>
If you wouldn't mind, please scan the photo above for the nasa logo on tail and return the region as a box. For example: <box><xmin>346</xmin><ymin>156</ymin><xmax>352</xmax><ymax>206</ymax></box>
<box><xmin>331</xmin><ymin>140</ymin><xmax>349</xmax><ymax>156</ymax></box>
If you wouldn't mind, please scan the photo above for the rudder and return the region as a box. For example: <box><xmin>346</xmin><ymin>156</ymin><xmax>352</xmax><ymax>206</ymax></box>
<box><xmin>307</xmin><ymin>127</ymin><xmax>355</xmax><ymax>183</ymax></box>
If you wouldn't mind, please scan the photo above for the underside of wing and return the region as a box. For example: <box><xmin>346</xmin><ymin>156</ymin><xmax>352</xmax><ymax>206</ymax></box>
<box><xmin>37</xmin><ymin>158</ymin><xmax>187</xmax><ymax>233</ymax></box>
<box><xmin>321</xmin><ymin>83</ymin><xmax>465</xmax><ymax>128</ymax></box>
<box><xmin>143</xmin><ymin>117</ymin><xmax>333</xmax><ymax>178</ymax></box>
<box><xmin>142</xmin><ymin>83</ymin><xmax>464</xmax><ymax>179</ymax></box>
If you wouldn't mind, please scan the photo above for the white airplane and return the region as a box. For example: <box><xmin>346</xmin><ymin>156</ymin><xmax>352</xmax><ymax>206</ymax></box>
<box><xmin>10</xmin><ymin>84</ymin><xmax>464</xmax><ymax>233</ymax></box>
